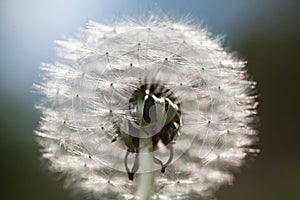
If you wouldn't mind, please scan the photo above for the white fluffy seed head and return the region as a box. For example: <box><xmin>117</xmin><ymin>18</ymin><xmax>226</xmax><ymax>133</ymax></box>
<box><xmin>34</xmin><ymin>15</ymin><xmax>259</xmax><ymax>199</ymax></box>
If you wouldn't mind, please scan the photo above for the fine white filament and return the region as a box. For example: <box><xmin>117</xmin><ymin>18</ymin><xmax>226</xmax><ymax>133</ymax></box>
<box><xmin>34</xmin><ymin>15</ymin><xmax>259</xmax><ymax>200</ymax></box>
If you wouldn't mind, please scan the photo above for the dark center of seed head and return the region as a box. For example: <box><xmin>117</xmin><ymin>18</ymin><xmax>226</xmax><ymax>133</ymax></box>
<box><xmin>117</xmin><ymin>83</ymin><xmax>182</xmax><ymax>180</ymax></box>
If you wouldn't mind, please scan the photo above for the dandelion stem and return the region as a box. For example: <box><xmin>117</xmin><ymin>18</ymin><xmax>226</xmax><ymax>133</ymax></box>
<box><xmin>136</xmin><ymin>133</ymin><xmax>154</xmax><ymax>200</ymax></box>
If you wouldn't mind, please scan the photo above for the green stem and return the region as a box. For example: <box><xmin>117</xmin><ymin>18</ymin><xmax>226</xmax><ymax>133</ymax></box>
<box><xmin>136</xmin><ymin>136</ymin><xmax>154</xmax><ymax>200</ymax></box>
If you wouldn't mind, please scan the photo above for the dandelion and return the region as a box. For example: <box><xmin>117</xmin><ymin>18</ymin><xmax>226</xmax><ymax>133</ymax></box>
<box><xmin>34</xmin><ymin>14</ymin><xmax>259</xmax><ymax>200</ymax></box>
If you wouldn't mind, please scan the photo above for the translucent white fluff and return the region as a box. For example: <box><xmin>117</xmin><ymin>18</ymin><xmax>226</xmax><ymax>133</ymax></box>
<box><xmin>35</xmin><ymin>15</ymin><xmax>259</xmax><ymax>200</ymax></box>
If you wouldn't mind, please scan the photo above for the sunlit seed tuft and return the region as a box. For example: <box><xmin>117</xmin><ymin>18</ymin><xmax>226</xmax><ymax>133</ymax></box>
<box><xmin>34</xmin><ymin>14</ymin><xmax>259</xmax><ymax>199</ymax></box>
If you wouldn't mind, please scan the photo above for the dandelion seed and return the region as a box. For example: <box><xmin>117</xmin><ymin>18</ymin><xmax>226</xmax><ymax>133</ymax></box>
<box><xmin>34</xmin><ymin>14</ymin><xmax>259</xmax><ymax>200</ymax></box>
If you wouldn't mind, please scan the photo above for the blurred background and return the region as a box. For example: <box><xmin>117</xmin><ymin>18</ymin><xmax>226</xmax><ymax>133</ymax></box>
<box><xmin>0</xmin><ymin>0</ymin><xmax>299</xmax><ymax>199</ymax></box>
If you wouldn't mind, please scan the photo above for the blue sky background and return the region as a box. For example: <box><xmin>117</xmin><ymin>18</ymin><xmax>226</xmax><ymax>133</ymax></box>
<box><xmin>0</xmin><ymin>1</ymin><xmax>299</xmax><ymax>200</ymax></box>
<box><xmin>0</xmin><ymin>0</ymin><xmax>268</xmax><ymax>96</ymax></box>
<box><xmin>0</xmin><ymin>0</ymin><xmax>296</xmax><ymax>97</ymax></box>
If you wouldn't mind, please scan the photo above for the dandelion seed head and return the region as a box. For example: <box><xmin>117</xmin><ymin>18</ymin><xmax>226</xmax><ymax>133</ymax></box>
<box><xmin>35</xmin><ymin>14</ymin><xmax>259</xmax><ymax>199</ymax></box>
